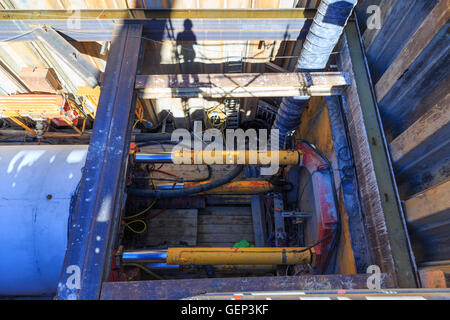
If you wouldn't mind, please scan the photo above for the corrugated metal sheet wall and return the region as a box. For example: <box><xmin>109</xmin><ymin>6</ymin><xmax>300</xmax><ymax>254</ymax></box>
<box><xmin>356</xmin><ymin>0</ymin><xmax>450</xmax><ymax>269</ymax></box>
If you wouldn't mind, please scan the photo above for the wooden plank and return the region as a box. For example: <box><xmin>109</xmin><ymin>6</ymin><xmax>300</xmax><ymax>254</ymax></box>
<box><xmin>404</xmin><ymin>179</ymin><xmax>450</xmax><ymax>224</ymax></box>
<box><xmin>198</xmin><ymin>233</ymin><xmax>254</xmax><ymax>244</ymax></box>
<box><xmin>251</xmin><ymin>195</ymin><xmax>267</xmax><ymax>247</ymax></box>
<box><xmin>197</xmin><ymin>206</ymin><xmax>254</xmax><ymax>246</ymax></box>
<box><xmin>146</xmin><ymin>209</ymin><xmax>198</xmax><ymax>246</ymax></box>
<box><xmin>135</xmin><ymin>72</ymin><xmax>350</xmax><ymax>99</ymax></box>
<box><xmin>197</xmin><ymin>224</ymin><xmax>253</xmax><ymax>234</ymax></box>
<box><xmin>376</xmin><ymin>0</ymin><xmax>450</xmax><ymax>102</ymax></box>
<box><xmin>198</xmin><ymin>206</ymin><xmax>252</xmax><ymax>217</ymax></box>
<box><xmin>197</xmin><ymin>218</ymin><xmax>253</xmax><ymax>228</ymax></box>
<box><xmin>197</xmin><ymin>242</ymin><xmax>238</xmax><ymax>247</ymax></box>
<box><xmin>389</xmin><ymin>93</ymin><xmax>450</xmax><ymax>173</ymax></box>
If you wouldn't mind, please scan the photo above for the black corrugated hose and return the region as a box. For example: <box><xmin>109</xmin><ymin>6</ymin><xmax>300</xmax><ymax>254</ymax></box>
<box><xmin>127</xmin><ymin>165</ymin><xmax>244</xmax><ymax>199</ymax></box>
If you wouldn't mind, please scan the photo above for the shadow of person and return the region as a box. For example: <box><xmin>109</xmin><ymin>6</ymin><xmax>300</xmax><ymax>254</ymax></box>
<box><xmin>176</xmin><ymin>19</ymin><xmax>199</xmax><ymax>84</ymax></box>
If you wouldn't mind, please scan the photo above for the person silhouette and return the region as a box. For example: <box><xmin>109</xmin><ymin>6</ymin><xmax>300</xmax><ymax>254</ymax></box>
<box><xmin>176</xmin><ymin>19</ymin><xmax>199</xmax><ymax>84</ymax></box>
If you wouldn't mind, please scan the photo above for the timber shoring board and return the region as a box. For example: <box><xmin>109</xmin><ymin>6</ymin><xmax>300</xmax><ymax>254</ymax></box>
<box><xmin>197</xmin><ymin>206</ymin><xmax>254</xmax><ymax>247</ymax></box>
<box><xmin>135</xmin><ymin>72</ymin><xmax>350</xmax><ymax>99</ymax></box>
<box><xmin>146</xmin><ymin>209</ymin><xmax>198</xmax><ymax>247</ymax></box>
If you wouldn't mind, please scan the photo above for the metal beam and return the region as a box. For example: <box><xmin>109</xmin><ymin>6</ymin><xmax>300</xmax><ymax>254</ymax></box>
<box><xmin>0</xmin><ymin>9</ymin><xmax>316</xmax><ymax>20</ymax></box>
<box><xmin>0</xmin><ymin>9</ymin><xmax>315</xmax><ymax>42</ymax></box>
<box><xmin>188</xmin><ymin>288</ymin><xmax>450</xmax><ymax>300</ymax></box>
<box><xmin>100</xmin><ymin>274</ymin><xmax>393</xmax><ymax>300</ymax></box>
<box><xmin>56</xmin><ymin>24</ymin><xmax>144</xmax><ymax>300</ymax></box>
<box><xmin>135</xmin><ymin>72</ymin><xmax>350</xmax><ymax>99</ymax></box>
<box><xmin>338</xmin><ymin>19</ymin><xmax>418</xmax><ymax>288</ymax></box>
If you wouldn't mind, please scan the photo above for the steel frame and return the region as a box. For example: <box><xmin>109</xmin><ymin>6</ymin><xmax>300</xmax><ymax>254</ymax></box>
<box><xmin>338</xmin><ymin>19</ymin><xmax>418</xmax><ymax>288</ymax></box>
<box><xmin>0</xmin><ymin>8</ymin><xmax>415</xmax><ymax>300</ymax></box>
<box><xmin>0</xmin><ymin>9</ymin><xmax>315</xmax><ymax>42</ymax></box>
<box><xmin>56</xmin><ymin>24</ymin><xmax>144</xmax><ymax>300</ymax></box>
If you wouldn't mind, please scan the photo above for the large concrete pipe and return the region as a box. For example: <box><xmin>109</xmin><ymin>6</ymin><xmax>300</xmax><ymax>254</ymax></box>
<box><xmin>0</xmin><ymin>145</ymin><xmax>88</xmax><ymax>296</ymax></box>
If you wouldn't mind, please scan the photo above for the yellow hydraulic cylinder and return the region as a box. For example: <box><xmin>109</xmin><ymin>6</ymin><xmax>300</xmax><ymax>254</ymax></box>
<box><xmin>183</xmin><ymin>180</ymin><xmax>274</xmax><ymax>194</ymax></box>
<box><xmin>166</xmin><ymin>247</ymin><xmax>315</xmax><ymax>266</ymax></box>
<box><xmin>172</xmin><ymin>150</ymin><xmax>301</xmax><ymax>165</ymax></box>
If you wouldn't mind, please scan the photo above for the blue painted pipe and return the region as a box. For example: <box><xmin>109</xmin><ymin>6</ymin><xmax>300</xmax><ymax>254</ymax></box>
<box><xmin>146</xmin><ymin>263</ymin><xmax>180</xmax><ymax>270</ymax></box>
<box><xmin>122</xmin><ymin>250</ymin><xmax>167</xmax><ymax>263</ymax></box>
<box><xmin>0</xmin><ymin>146</ymin><xmax>88</xmax><ymax>296</ymax></box>
<box><xmin>273</xmin><ymin>0</ymin><xmax>358</xmax><ymax>149</ymax></box>
<box><xmin>135</xmin><ymin>152</ymin><xmax>173</xmax><ymax>163</ymax></box>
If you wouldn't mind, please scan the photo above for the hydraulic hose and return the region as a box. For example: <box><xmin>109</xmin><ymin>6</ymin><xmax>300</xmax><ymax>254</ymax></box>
<box><xmin>128</xmin><ymin>165</ymin><xmax>244</xmax><ymax>198</ymax></box>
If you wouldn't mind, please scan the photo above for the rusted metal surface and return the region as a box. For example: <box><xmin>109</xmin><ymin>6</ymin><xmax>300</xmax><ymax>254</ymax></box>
<box><xmin>183</xmin><ymin>180</ymin><xmax>273</xmax><ymax>195</ymax></box>
<box><xmin>296</xmin><ymin>142</ymin><xmax>339</xmax><ymax>274</ymax></box>
<box><xmin>188</xmin><ymin>288</ymin><xmax>450</xmax><ymax>300</ymax></box>
<box><xmin>419</xmin><ymin>269</ymin><xmax>448</xmax><ymax>288</ymax></box>
<box><xmin>165</xmin><ymin>247</ymin><xmax>314</xmax><ymax>266</ymax></box>
<box><xmin>101</xmin><ymin>274</ymin><xmax>393</xmax><ymax>300</ymax></box>
<box><xmin>56</xmin><ymin>24</ymin><xmax>144</xmax><ymax>300</ymax></box>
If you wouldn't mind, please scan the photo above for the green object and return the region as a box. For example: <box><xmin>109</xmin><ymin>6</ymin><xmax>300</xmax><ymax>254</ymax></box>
<box><xmin>233</xmin><ymin>240</ymin><xmax>254</xmax><ymax>248</ymax></box>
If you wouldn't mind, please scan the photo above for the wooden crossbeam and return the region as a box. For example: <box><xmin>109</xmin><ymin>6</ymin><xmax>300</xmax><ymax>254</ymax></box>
<box><xmin>135</xmin><ymin>72</ymin><xmax>350</xmax><ymax>99</ymax></box>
